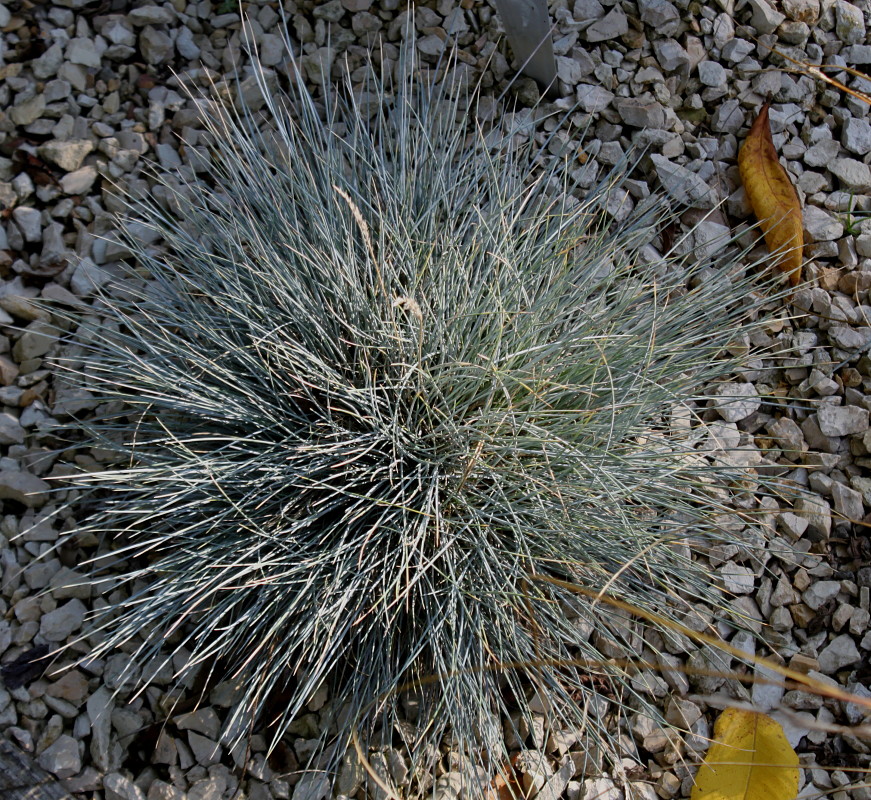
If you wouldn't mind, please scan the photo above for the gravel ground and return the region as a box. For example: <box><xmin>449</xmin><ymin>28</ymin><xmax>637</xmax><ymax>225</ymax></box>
<box><xmin>2</xmin><ymin>0</ymin><xmax>871</xmax><ymax>798</ymax></box>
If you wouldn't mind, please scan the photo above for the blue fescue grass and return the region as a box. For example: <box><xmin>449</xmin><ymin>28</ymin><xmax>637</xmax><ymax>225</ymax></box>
<box><xmin>58</xmin><ymin>42</ymin><xmax>788</xmax><ymax>793</ymax></box>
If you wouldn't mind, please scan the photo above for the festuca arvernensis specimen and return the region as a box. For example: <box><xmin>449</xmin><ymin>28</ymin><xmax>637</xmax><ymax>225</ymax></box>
<box><xmin>63</xmin><ymin>42</ymin><xmax>780</xmax><ymax>795</ymax></box>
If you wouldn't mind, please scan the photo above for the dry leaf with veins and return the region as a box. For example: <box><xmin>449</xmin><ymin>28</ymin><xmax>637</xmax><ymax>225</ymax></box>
<box><xmin>738</xmin><ymin>102</ymin><xmax>803</xmax><ymax>287</ymax></box>
<box><xmin>691</xmin><ymin>707</ymin><xmax>799</xmax><ymax>800</ymax></box>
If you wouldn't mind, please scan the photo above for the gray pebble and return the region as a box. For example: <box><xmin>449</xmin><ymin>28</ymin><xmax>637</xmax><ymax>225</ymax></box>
<box><xmin>258</xmin><ymin>33</ymin><xmax>285</xmax><ymax>66</ymax></box>
<box><xmin>649</xmin><ymin>154</ymin><xmax>717</xmax><ymax>207</ymax></box>
<box><xmin>836</xmin><ymin>0</ymin><xmax>866</xmax><ymax>44</ymax></box>
<box><xmin>804</xmin><ymin>138</ymin><xmax>841</xmax><ymax>168</ymax></box>
<box><xmin>11</xmin><ymin>207</ymin><xmax>42</xmax><ymax>243</ymax></box>
<box><xmin>37</xmin><ymin>734</ymin><xmax>82</xmax><ymax>778</ymax></box>
<box><xmin>802</xmin><ymin>580</ymin><xmax>841</xmax><ymax>610</ymax></box>
<box><xmin>637</xmin><ymin>0</ymin><xmax>680</xmax><ymax>34</ymax></box>
<box><xmin>803</xmin><ymin>205</ymin><xmax>844</xmax><ymax>241</ymax></box>
<box><xmin>176</xmin><ymin>26</ymin><xmax>200</xmax><ymax>60</ymax></box>
<box><xmin>128</xmin><ymin>5</ymin><xmax>175</xmax><ymax>25</ymax></box>
<box><xmin>818</xmin><ymin>633</ymin><xmax>861</xmax><ymax>673</ymax></box>
<box><xmin>712</xmin><ymin>382</ymin><xmax>761</xmax><ymax>422</ymax></box>
<box><xmin>104</xmin><ymin>772</ymin><xmax>146</xmax><ymax>800</ymax></box>
<box><xmin>39</xmin><ymin>598</ymin><xmax>87</xmax><ymax>642</ymax></box>
<box><xmin>576</xmin><ymin>84</ymin><xmax>614</xmax><ymax>112</ymax></box>
<box><xmin>101</xmin><ymin>17</ymin><xmax>136</xmax><ymax>47</ymax></box>
<box><xmin>817</xmin><ymin>404</ymin><xmax>869</xmax><ymax>436</ymax></box>
<box><xmin>698</xmin><ymin>60</ymin><xmax>727</xmax><ymax>89</ymax></box>
<box><xmin>832</xmin><ymin>482</ymin><xmax>864</xmax><ymax>521</ymax></box>
<box><xmin>794</xmin><ymin>494</ymin><xmax>832</xmax><ymax>540</ymax></box>
<box><xmin>66</xmin><ymin>38</ymin><xmax>104</xmax><ymax>68</ymax></box>
<box><xmin>721</xmin><ymin>38</ymin><xmax>755</xmax><ymax>63</ymax></box>
<box><xmin>0</xmin><ymin>469</ymin><xmax>50</xmax><ymax>507</ymax></box>
<box><xmin>140</xmin><ymin>27</ymin><xmax>174</xmax><ymax>65</ymax></box>
<box><xmin>830</xmin><ymin>158</ymin><xmax>871</xmax><ymax>192</ymax></box>
<box><xmin>10</xmin><ymin>95</ymin><xmax>45</xmax><ymax>127</ymax></box>
<box><xmin>584</xmin><ymin>7</ymin><xmax>628</xmax><ymax>42</ymax></box>
<box><xmin>842</xmin><ymin>117</ymin><xmax>871</xmax><ymax>155</ymax></box>
<box><xmin>13</xmin><ymin>320</ymin><xmax>58</xmax><ymax>362</ymax></box>
<box><xmin>32</xmin><ymin>43</ymin><xmax>65</xmax><ymax>80</ymax></box>
<box><xmin>710</xmin><ymin>99</ymin><xmax>745</xmax><ymax>134</ymax></box>
<box><xmin>747</xmin><ymin>0</ymin><xmax>786</xmax><ymax>33</ymax></box>
<box><xmin>87</xmin><ymin>687</ymin><xmax>117</xmax><ymax>772</ymax></box>
<box><xmin>652</xmin><ymin>38</ymin><xmax>689</xmax><ymax>72</ymax></box>
<box><xmin>38</xmin><ymin>139</ymin><xmax>94</xmax><ymax>172</ymax></box>
<box><xmin>615</xmin><ymin>97</ymin><xmax>666</xmax><ymax>129</ymax></box>
<box><xmin>60</xmin><ymin>166</ymin><xmax>98</xmax><ymax>195</ymax></box>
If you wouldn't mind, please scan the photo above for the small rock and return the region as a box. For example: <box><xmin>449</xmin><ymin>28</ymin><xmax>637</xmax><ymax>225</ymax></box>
<box><xmin>712</xmin><ymin>382</ymin><xmax>760</xmax><ymax>422</ymax></box>
<box><xmin>87</xmin><ymin>687</ymin><xmax>116</xmax><ymax>772</ymax></box>
<box><xmin>803</xmin><ymin>206</ymin><xmax>844</xmax><ymax>241</ymax></box>
<box><xmin>767</xmin><ymin>417</ymin><xmax>806</xmax><ymax>456</ymax></box>
<box><xmin>10</xmin><ymin>94</ymin><xmax>46</xmax><ymax>126</ymax></box>
<box><xmin>12</xmin><ymin>207</ymin><xmax>43</xmax><ymax>243</ymax></box>
<box><xmin>32</xmin><ymin>43</ymin><xmax>65</xmax><ymax>80</ymax></box>
<box><xmin>37</xmin><ymin>734</ymin><xmax>81</xmax><ymax>778</ymax></box>
<box><xmin>832</xmin><ymin>482</ymin><xmax>864</xmax><ymax>522</ymax></box>
<box><xmin>140</xmin><ymin>27</ymin><xmax>174</xmax><ymax>64</ymax></box>
<box><xmin>187</xmin><ymin>732</ymin><xmax>222</xmax><ymax>766</ymax></box>
<box><xmin>771</xmin><ymin>709</ymin><xmax>813</xmax><ymax>747</ymax></box>
<box><xmin>637</xmin><ymin>0</ymin><xmax>680</xmax><ymax>33</ymax></box>
<box><xmin>0</xmin><ymin>470</ymin><xmax>50</xmax><ymax>508</ymax></box>
<box><xmin>836</xmin><ymin>0</ymin><xmax>866</xmax><ymax>44</ymax></box>
<box><xmin>292</xmin><ymin>772</ymin><xmax>330</xmax><ymax>800</ymax></box>
<box><xmin>536</xmin><ymin>756</ymin><xmax>575</xmax><ymax>800</ymax></box>
<box><xmin>46</xmin><ymin>669</ymin><xmax>90</xmax><ymax>703</ymax></box>
<box><xmin>576</xmin><ymin>84</ymin><xmax>614</xmax><ymax>112</ymax></box>
<box><xmin>39</xmin><ymin>599</ymin><xmax>87</xmax><ymax>642</ymax></box>
<box><xmin>38</xmin><ymin>139</ymin><xmax>94</xmax><ymax>172</ymax></box>
<box><xmin>751</xmin><ymin>663</ymin><xmax>785</xmax><ymax>711</ymax></box>
<box><xmin>718</xmin><ymin>564</ymin><xmax>756</xmax><ymax>595</ymax></box>
<box><xmin>13</xmin><ymin>320</ymin><xmax>58</xmax><ymax>362</ymax></box>
<box><xmin>60</xmin><ymin>166</ymin><xmax>98</xmax><ymax>195</ymax></box>
<box><xmin>794</xmin><ymin>494</ymin><xmax>832</xmax><ymax>540</ymax></box>
<box><xmin>615</xmin><ymin>97</ymin><xmax>666</xmax><ymax>128</ymax></box>
<box><xmin>175</xmin><ymin>708</ymin><xmax>221</xmax><ymax>739</ymax></box>
<box><xmin>147</xmin><ymin>782</ymin><xmax>185</xmax><ymax>800</ymax></box>
<box><xmin>665</xmin><ymin>696</ymin><xmax>703</xmax><ymax>728</ymax></box>
<box><xmin>70</xmin><ymin>258</ymin><xmax>110</xmax><ymax>296</ymax></box>
<box><xmin>259</xmin><ymin>33</ymin><xmax>284</xmax><ymax>66</ymax></box>
<box><xmin>650</xmin><ymin>154</ymin><xmax>717</xmax><ymax>207</ymax></box>
<box><xmin>584</xmin><ymin>7</ymin><xmax>628</xmax><ymax>41</ymax></box>
<box><xmin>830</xmin><ymin>158</ymin><xmax>871</xmax><ymax>192</ymax></box>
<box><xmin>842</xmin><ymin>117</ymin><xmax>871</xmax><ymax>155</ymax></box>
<box><xmin>698</xmin><ymin>60</ymin><xmax>727</xmax><ymax>88</ymax></box>
<box><xmin>188</xmin><ymin>777</ymin><xmax>225</xmax><ymax>800</ymax></box>
<box><xmin>804</xmin><ymin>138</ymin><xmax>840</xmax><ymax>168</ymax></box>
<box><xmin>747</xmin><ymin>0</ymin><xmax>786</xmax><ymax>32</ymax></box>
<box><xmin>817</xmin><ymin>404</ymin><xmax>869</xmax><ymax>436</ymax></box>
<box><xmin>653</xmin><ymin>38</ymin><xmax>690</xmax><ymax>72</ymax></box>
<box><xmin>516</xmin><ymin>750</ymin><xmax>553</xmax><ymax>795</ymax></box>
<box><xmin>818</xmin><ymin>633</ymin><xmax>861</xmax><ymax>673</ymax></box>
<box><xmin>582</xmin><ymin>777</ymin><xmax>622</xmax><ymax>800</ymax></box>
<box><xmin>104</xmin><ymin>772</ymin><xmax>147</xmax><ymax>800</ymax></box>
<box><xmin>802</xmin><ymin>580</ymin><xmax>841</xmax><ymax>610</ymax></box>
<box><xmin>66</xmin><ymin>38</ymin><xmax>104</xmax><ymax>67</ymax></box>
<box><xmin>128</xmin><ymin>5</ymin><xmax>175</xmax><ymax>24</ymax></box>
<box><xmin>101</xmin><ymin>16</ymin><xmax>136</xmax><ymax>47</ymax></box>
<box><xmin>711</xmin><ymin>98</ymin><xmax>746</xmax><ymax>134</ymax></box>
<box><xmin>0</xmin><ymin>413</ymin><xmax>25</xmax><ymax>445</ymax></box>
<box><xmin>176</xmin><ymin>27</ymin><xmax>200</xmax><ymax>60</ymax></box>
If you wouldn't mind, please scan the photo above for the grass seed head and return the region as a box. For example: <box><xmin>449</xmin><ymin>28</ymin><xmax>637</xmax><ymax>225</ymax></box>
<box><xmin>63</xmin><ymin>39</ymin><xmax>784</xmax><ymax>794</ymax></box>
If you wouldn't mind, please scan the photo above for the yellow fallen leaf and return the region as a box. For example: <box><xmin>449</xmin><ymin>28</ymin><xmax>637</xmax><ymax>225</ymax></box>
<box><xmin>738</xmin><ymin>103</ymin><xmax>803</xmax><ymax>287</ymax></box>
<box><xmin>691</xmin><ymin>708</ymin><xmax>799</xmax><ymax>800</ymax></box>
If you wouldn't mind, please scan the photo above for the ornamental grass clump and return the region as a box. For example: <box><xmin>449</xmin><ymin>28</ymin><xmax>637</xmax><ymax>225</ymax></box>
<box><xmin>66</xmin><ymin>45</ymin><xmax>782</xmax><ymax>791</ymax></box>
